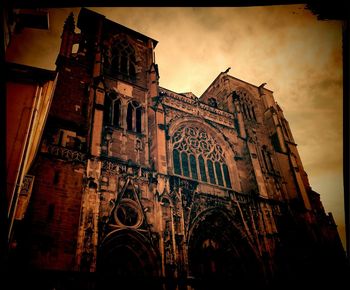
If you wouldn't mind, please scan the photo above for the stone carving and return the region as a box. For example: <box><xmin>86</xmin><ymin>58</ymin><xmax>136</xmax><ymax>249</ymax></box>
<box><xmin>113</xmin><ymin>198</ymin><xmax>144</xmax><ymax>228</ymax></box>
<box><xmin>160</xmin><ymin>90</ymin><xmax>235</xmax><ymax>128</ymax></box>
<box><xmin>87</xmin><ymin>159</ymin><xmax>101</xmax><ymax>180</ymax></box>
<box><xmin>80</xmin><ymin>209</ymin><xmax>95</xmax><ymax>271</ymax></box>
<box><xmin>172</xmin><ymin>125</ymin><xmax>225</xmax><ymax>162</ymax></box>
<box><xmin>47</xmin><ymin>144</ymin><xmax>86</xmax><ymax>162</ymax></box>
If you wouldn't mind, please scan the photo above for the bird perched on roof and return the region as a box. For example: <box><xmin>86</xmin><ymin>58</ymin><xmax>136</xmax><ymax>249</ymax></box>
<box><xmin>224</xmin><ymin>67</ymin><xmax>231</xmax><ymax>73</ymax></box>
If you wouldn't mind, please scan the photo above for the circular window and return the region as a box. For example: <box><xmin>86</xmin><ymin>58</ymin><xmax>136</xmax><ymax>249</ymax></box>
<box><xmin>114</xmin><ymin>199</ymin><xmax>143</xmax><ymax>228</ymax></box>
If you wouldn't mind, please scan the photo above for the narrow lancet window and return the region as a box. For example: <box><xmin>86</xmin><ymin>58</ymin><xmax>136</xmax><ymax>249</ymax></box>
<box><xmin>215</xmin><ymin>161</ymin><xmax>224</xmax><ymax>186</ymax></box>
<box><xmin>127</xmin><ymin>103</ymin><xmax>133</xmax><ymax>131</ymax></box>
<box><xmin>173</xmin><ymin>149</ymin><xmax>181</xmax><ymax>175</ymax></box>
<box><xmin>190</xmin><ymin>154</ymin><xmax>198</xmax><ymax>180</ymax></box>
<box><xmin>181</xmin><ymin>152</ymin><xmax>190</xmax><ymax>177</ymax></box>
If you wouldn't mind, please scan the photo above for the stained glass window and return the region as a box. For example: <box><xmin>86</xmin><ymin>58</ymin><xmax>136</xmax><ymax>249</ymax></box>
<box><xmin>173</xmin><ymin>149</ymin><xmax>181</xmax><ymax>175</ymax></box>
<box><xmin>222</xmin><ymin>164</ymin><xmax>231</xmax><ymax>188</ymax></box>
<box><xmin>199</xmin><ymin>155</ymin><xmax>207</xmax><ymax>182</ymax></box>
<box><xmin>215</xmin><ymin>162</ymin><xmax>224</xmax><ymax>186</ymax></box>
<box><xmin>190</xmin><ymin>154</ymin><xmax>198</xmax><ymax>180</ymax></box>
<box><xmin>207</xmin><ymin>160</ymin><xmax>216</xmax><ymax>184</ymax></box>
<box><xmin>181</xmin><ymin>152</ymin><xmax>189</xmax><ymax>177</ymax></box>
<box><xmin>172</xmin><ymin>125</ymin><xmax>232</xmax><ymax>188</ymax></box>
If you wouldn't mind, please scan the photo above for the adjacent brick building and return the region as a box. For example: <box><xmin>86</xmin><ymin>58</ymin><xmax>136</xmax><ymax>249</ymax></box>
<box><xmin>8</xmin><ymin>8</ymin><xmax>347</xmax><ymax>290</ymax></box>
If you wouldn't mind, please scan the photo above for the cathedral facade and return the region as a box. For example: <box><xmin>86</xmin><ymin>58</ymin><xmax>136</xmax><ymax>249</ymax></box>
<box><xmin>8</xmin><ymin>8</ymin><xmax>346</xmax><ymax>290</ymax></box>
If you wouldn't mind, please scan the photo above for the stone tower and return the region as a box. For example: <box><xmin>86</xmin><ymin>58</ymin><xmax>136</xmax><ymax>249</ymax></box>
<box><xmin>9</xmin><ymin>8</ymin><xmax>347</xmax><ymax>290</ymax></box>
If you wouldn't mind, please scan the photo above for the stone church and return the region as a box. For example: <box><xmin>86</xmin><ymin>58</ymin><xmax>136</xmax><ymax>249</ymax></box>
<box><xmin>8</xmin><ymin>8</ymin><xmax>347</xmax><ymax>290</ymax></box>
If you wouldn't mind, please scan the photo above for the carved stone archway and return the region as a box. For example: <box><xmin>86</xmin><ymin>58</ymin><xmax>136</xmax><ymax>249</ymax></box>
<box><xmin>187</xmin><ymin>208</ymin><xmax>265</xmax><ymax>289</ymax></box>
<box><xmin>97</xmin><ymin>229</ymin><xmax>162</xmax><ymax>289</ymax></box>
<box><xmin>167</xmin><ymin>117</ymin><xmax>242</xmax><ymax>193</ymax></box>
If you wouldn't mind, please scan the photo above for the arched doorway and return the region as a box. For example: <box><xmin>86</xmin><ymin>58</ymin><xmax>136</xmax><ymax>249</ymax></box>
<box><xmin>188</xmin><ymin>209</ymin><xmax>264</xmax><ymax>289</ymax></box>
<box><xmin>97</xmin><ymin>229</ymin><xmax>162</xmax><ymax>289</ymax></box>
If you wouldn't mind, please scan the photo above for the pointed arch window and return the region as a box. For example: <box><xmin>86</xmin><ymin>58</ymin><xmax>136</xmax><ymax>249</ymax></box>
<box><xmin>235</xmin><ymin>89</ymin><xmax>258</xmax><ymax>123</ymax></box>
<box><xmin>127</xmin><ymin>101</ymin><xmax>142</xmax><ymax>133</ymax></box>
<box><xmin>111</xmin><ymin>39</ymin><xmax>136</xmax><ymax>79</ymax></box>
<box><xmin>104</xmin><ymin>92</ymin><xmax>121</xmax><ymax>128</ymax></box>
<box><xmin>172</xmin><ymin>125</ymin><xmax>232</xmax><ymax>188</ymax></box>
<box><xmin>127</xmin><ymin>103</ymin><xmax>133</xmax><ymax>131</ymax></box>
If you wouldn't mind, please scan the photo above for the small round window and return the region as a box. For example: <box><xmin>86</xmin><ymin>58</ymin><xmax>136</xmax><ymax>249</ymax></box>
<box><xmin>113</xmin><ymin>199</ymin><xmax>143</xmax><ymax>228</ymax></box>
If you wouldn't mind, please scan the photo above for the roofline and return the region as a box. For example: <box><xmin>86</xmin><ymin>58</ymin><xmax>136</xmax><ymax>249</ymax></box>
<box><xmin>159</xmin><ymin>86</ymin><xmax>235</xmax><ymax>116</ymax></box>
<box><xmin>78</xmin><ymin>8</ymin><xmax>158</xmax><ymax>48</ymax></box>
<box><xmin>6</xmin><ymin>62</ymin><xmax>57</xmax><ymax>82</ymax></box>
<box><xmin>199</xmin><ymin>72</ymin><xmax>273</xmax><ymax>99</ymax></box>
<box><xmin>159</xmin><ymin>86</ymin><xmax>180</xmax><ymax>95</ymax></box>
<box><xmin>226</xmin><ymin>74</ymin><xmax>274</xmax><ymax>93</ymax></box>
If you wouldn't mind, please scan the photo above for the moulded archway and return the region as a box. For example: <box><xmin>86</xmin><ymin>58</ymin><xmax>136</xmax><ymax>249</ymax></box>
<box><xmin>167</xmin><ymin>117</ymin><xmax>242</xmax><ymax>193</ymax></box>
<box><xmin>187</xmin><ymin>208</ymin><xmax>265</xmax><ymax>289</ymax></box>
<box><xmin>97</xmin><ymin>229</ymin><xmax>162</xmax><ymax>289</ymax></box>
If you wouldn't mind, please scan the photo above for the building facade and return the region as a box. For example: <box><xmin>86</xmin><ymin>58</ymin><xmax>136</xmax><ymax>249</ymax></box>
<box><xmin>8</xmin><ymin>8</ymin><xmax>346</xmax><ymax>289</ymax></box>
<box><xmin>6</xmin><ymin>62</ymin><xmax>57</xmax><ymax>243</ymax></box>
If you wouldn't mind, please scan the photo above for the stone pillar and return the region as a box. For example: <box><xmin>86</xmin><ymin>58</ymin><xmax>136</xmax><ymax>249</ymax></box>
<box><xmin>75</xmin><ymin>158</ymin><xmax>101</xmax><ymax>272</ymax></box>
<box><xmin>289</xmin><ymin>153</ymin><xmax>311</xmax><ymax>210</ymax></box>
<box><xmin>233</xmin><ymin>98</ymin><xmax>246</xmax><ymax>139</ymax></box>
<box><xmin>58</xmin><ymin>13</ymin><xmax>80</xmax><ymax>59</ymax></box>
<box><xmin>247</xmin><ymin>141</ymin><xmax>268</xmax><ymax>198</ymax></box>
<box><xmin>271</xmin><ymin>112</ymin><xmax>287</xmax><ymax>153</ymax></box>
<box><xmin>91</xmin><ymin>84</ymin><xmax>105</xmax><ymax>157</ymax></box>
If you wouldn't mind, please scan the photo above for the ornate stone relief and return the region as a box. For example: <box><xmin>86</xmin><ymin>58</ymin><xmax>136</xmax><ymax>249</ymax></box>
<box><xmin>172</xmin><ymin>125</ymin><xmax>226</xmax><ymax>163</ymax></box>
<box><xmin>160</xmin><ymin>90</ymin><xmax>235</xmax><ymax>128</ymax></box>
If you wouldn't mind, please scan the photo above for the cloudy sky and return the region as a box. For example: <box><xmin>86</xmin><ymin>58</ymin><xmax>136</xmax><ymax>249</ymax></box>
<box><xmin>6</xmin><ymin>5</ymin><xmax>344</xmax><ymax>247</ymax></box>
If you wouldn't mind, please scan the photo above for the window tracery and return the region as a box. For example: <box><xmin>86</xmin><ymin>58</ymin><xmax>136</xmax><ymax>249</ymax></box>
<box><xmin>127</xmin><ymin>101</ymin><xmax>142</xmax><ymax>133</ymax></box>
<box><xmin>261</xmin><ymin>145</ymin><xmax>275</xmax><ymax>174</ymax></box>
<box><xmin>111</xmin><ymin>39</ymin><xmax>136</xmax><ymax>78</ymax></box>
<box><xmin>104</xmin><ymin>93</ymin><xmax>143</xmax><ymax>134</ymax></box>
<box><xmin>172</xmin><ymin>125</ymin><xmax>231</xmax><ymax>188</ymax></box>
<box><xmin>104</xmin><ymin>92</ymin><xmax>121</xmax><ymax>128</ymax></box>
<box><xmin>234</xmin><ymin>89</ymin><xmax>257</xmax><ymax>122</ymax></box>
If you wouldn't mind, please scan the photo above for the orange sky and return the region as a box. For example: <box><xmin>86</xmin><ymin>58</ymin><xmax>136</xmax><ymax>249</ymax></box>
<box><xmin>6</xmin><ymin>5</ymin><xmax>345</xmax><ymax>248</ymax></box>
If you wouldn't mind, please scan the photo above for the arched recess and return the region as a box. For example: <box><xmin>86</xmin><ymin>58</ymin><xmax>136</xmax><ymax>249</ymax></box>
<box><xmin>97</xmin><ymin>228</ymin><xmax>162</xmax><ymax>288</ymax></box>
<box><xmin>234</xmin><ymin>87</ymin><xmax>258</xmax><ymax>122</ymax></box>
<box><xmin>103</xmin><ymin>33</ymin><xmax>140</xmax><ymax>81</ymax></box>
<box><xmin>187</xmin><ymin>208</ymin><xmax>265</xmax><ymax>288</ymax></box>
<box><xmin>167</xmin><ymin>117</ymin><xmax>241</xmax><ymax>192</ymax></box>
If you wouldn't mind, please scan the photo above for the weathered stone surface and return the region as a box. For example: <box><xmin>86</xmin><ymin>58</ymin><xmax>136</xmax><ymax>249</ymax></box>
<box><xmin>10</xmin><ymin>8</ymin><xmax>346</xmax><ymax>290</ymax></box>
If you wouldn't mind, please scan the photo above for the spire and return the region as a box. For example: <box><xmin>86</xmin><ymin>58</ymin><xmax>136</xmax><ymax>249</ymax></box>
<box><xmin>57</xmin><ymin>12</ymin><xmax>77</xmax><ymax>63</ymax></box>
<box><xmin>63</xmin><ymin>12</ymin><xmax>75</xmax><ymax>31</ymax></box>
